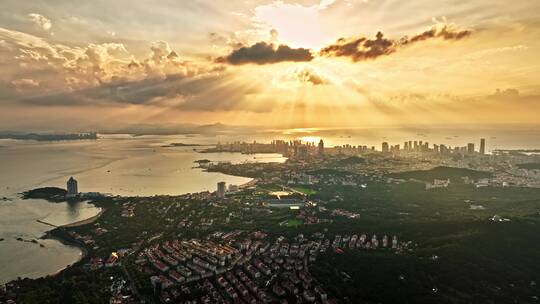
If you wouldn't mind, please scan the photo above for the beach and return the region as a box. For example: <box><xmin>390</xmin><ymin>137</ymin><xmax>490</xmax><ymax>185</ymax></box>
<box><xmin>60</xmin><ymin>208</ymin><xmax>105</xmax><ymax>228</ymax></box>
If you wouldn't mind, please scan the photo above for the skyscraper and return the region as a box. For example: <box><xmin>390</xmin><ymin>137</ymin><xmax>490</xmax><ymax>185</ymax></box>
<box><xmin>480</xmin><ymin>138</ymin><xmax>486</xmax><ymax>155</ymax></box>
<box><xmin>382</xmin><ymin>142</ymin><xmax>389</xmax><ymax>153</ymax></box>
<box><xmin>217</xmin><ymin>181</ymin><xmax>226</xmax><ymax>198</ymax></box>
<box><xmin>467</xmin><ymin>143</ymin><xmax>475</xmax><ymax>154</ymax></box>
<box><xmin>318</xmin><ymin>139</ymin><xmax>324</xmax><ymax>155</ymax></box>
<box><xmin>66</xmin><ymin>177</ymin><xmax>78</xmax><ymax>198</ymax></box>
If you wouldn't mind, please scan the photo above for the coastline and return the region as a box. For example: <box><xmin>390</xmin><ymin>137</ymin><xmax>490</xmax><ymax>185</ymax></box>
<box><xmin>40</xmin><ymin>231</ymin><xmax>89</xmax><ymax>279</ymax></box>
<box><xmin>5</xmin><ymin>150</ymin><xmax>261</xmax><ymax>286</ymax></box>
<box><xmin>44</xmin><ymin>232</ymin><xmax>89</xmax><ymax>262</ymax></box>
<box><xmin>60</xmin><ymin>208</ymin><xmax>105</xmax><ymax>228</ymax></box>
<box><xmin>239</xmin><ymin>178</ymin><xmax>258</xmax><ymax>189</ymax></box>
<box><xmin>3</xmin><ymin>206</ymin><xmax>105</xmax><ymax>285</ymax></box>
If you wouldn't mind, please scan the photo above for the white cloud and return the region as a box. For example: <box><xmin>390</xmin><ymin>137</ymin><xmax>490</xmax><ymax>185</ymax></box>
<box><xmin>28</xmin><ymin>13</ymin><xmax>52</xmax><ymax>31</ymax></box>
<box><xmin>0</xmin><ymin>27</ymin><xmax>211</xmax><ymax>100</ymax></box>
<box><xmin>319</xmin><ymin>0</ymin><xmax>337</xmax><ymax>10</ymax></box>
<box><xmin>279</xmin><ymin>66</ymin><xmax>330</xmax><ymax>86</ymax></box>
<box><xmin>11</xmin><ymin>78</ymin><xmax>40</xmax><ymax>88</ymax></box>
<box><xmin>465</xmin><ymin>45</ymin><xmax>528</xmax><ymax>60</ymax></box>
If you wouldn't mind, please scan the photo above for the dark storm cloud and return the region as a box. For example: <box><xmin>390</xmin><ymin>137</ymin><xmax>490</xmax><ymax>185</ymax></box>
<box><xmin>320</xmin><ymin>31</ymin><xmax>397</xmax><ymax>62</ymax></box>
<box><xmin>21</xmin><ymin>75</ymin><xmax>191</xmax><ymax>106</ymax></box>
<box><xmin>320</xmin><ymin>25</ymin><xmax>472</xmax><ymax>62</ymax></box>
<box><xmin>407</xmin><ymin>25</ymin><xmax>472</xmax><ymax>43</ymax></box>
<box><xmin>20</xmin><ymin>73</ymin><xmax>270</xmax><ymax>112</ymax></box>
<box><xmin>216</xmin><ymin>42</ymin><xmax>313</xmax><ymax>65</ymax></box>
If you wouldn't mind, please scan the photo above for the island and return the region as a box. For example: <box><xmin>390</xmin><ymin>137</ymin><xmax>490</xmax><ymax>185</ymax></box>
<box><xmin>0</xmin><ymin>132</ymin><xmax>98</xmax><ymax>141</ymax></box>
<box><xmin>22</xmin><ymin>187</ymin><xmax>67</xmax><ymax>202</ymax></box>
<box><xmin>161</xmin><ymin>143</ymin><xmax>206</xmax><ymax>148</ymax></box>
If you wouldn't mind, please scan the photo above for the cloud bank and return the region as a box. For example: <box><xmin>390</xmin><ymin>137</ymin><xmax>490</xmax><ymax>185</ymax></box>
<box><xmin>216</xmin><ymin>42</ymin><xmax>313</xmax><ymax>65</ymax></box>
<box><xmin>289</xmin><ymin>67</ymin><xmax>329</xmax><ymax>85</ymax></box>
<box><xmin>321</xmin><ymin>24</ymin><xmax>472</xmax><ymax>62</ymax></box>
<box><xmin>320</xmin><ymin>31</ymin><xmax>397</xmax><ymax>62</ymax></box>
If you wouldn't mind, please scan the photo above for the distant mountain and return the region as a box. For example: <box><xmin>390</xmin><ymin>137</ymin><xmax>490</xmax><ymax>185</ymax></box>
<box><xmin>97</xmin><ymin>122</ymin><xmax>262</xmax><ymax>136</ymax></box>
<box><xmin>0</xmin><ymin>132</ymin><xmax>97</xmax><ymax>141</ymax></box>
<box><xmin>517</xmin><ymin>163</ymin><xmax>540</xmax><ymax>170</ymax></box>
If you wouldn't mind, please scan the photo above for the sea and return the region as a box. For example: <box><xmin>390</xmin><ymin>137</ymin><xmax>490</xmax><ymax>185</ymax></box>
<box><xmin>0</xmin><ymin>134</ymin><xmax>285</xmax><ymax>284</ymax></box>
<box><xmin>0</xmin><ymin>126</ymin><xmax>539</xmax><ymax>284</ymax></box>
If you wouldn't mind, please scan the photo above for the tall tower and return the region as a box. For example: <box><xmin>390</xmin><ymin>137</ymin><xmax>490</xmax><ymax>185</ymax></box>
<box><xmin>480</xmin><ymin>138</ymin><xmax>486</xmax><ymax>155</ymax></box>
<box><xmin>382</xmin><ymin>142</ymin><xmax>389</xmax><ymax>153</ymax></box>
<box><xmin>318</xmin><ymin>139</ymin><xmax>324</xmax><ymax>155</ymax></box>
<box><xmin>217</xmin><ymin>181</ymin><xmax>226</xmax><ymax>198</ymax></box>
<box><xmin>467</xmin><ymin>143</ymin><xmax>475</xmax><ymax>154</ymax></box>
<box><xmin>66</xmin><ymin>177</ymin><xmax>78</xmax><ymax>197</ymax></box>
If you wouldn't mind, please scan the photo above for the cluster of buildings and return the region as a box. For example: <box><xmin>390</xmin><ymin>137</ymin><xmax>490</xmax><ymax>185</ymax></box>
<box><xmin>207</xmin><ymin>137</ymin><xmax>490</xmax><ymax>161</ymax></box>
<box><xmin>140</xmin><ymin>239</ymin><xmax>241</xmax><ymax>287</ymax></box>
<box><xmin>121</xmin><ymin>202</ymin><xmax>136</xmax><ymax>217</ymax></box>
<box><xmin>285</xmin><ymin>172</ymin><xmax>366</xmax><ymax>187</ymax></box>
<box><xmin>66</xmin><ymin>230</ymin><xmax>97</xmax><ymax>248</ymax></box>
<box><xmin>132</xmin><ymin>230</ymin><xmax>412</xmax><ymax>303</ymax></box>
<box><xmin>381</xmin><ymin>138</ymin><xmax>487</xmax><ymax>155</ymax></box>
<box><xmin>425</xmin><ymin>178</ymin><xmax>451</xmax><ymax>190</ymax></box>
<box><xmin>215</xmin><ymin>181</ymin><xmax>240</xmax><ymax>199</ymax></box>
<box><xmin>65</xmin><ymin>176</ymin><xmax>108</xmax><ymax>198</ymax></box>
<box><xmin>330</xmin><ymin>209</ymin><xmax>360</xmax><ymax>219</ymax></box>
<box><xmin>137</xmin><ymin>235</ymin><xmax>330</xmax><ymax>303</ymax></box>
<box><xmin>85</xmin><ymin>249</ymin><xmax>131</xmax><ymax>270</ymax></box>
<box><xmin>331</xmin><ymin>234</ymin><xmax>405</xmax><ymax>252</ymax></box>
<box><xmin>208</xmin><ymin>139</ymin><xmax>326</xmax><ymax>159</ymax></box>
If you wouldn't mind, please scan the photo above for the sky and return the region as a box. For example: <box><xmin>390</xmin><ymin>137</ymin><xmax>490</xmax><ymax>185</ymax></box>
<box><xmin>0</xmin><ymin>0</ymin><xmax>539</xmax><ymax>132</ymax></box>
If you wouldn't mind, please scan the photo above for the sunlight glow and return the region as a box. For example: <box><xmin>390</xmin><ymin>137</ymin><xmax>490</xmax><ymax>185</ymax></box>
<box><xmin>254</xmin><ymin>2</ymin><xmax>329</xmax><ymax>49</ymax></box>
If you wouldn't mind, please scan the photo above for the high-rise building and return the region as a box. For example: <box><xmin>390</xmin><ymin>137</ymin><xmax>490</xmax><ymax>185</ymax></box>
<box><xmin>66</xmin><ymin>177</ymin><xmax>78</xmax><ymax>198</ymax></box>
<box><xmin>467</xmin><ymin>143</ymin><xmax>475</xmax><ymax>154</ymax></box>
<box><xmin>298</xmin><ymin>146</ymin><xmax>308</xmax><ymax>158</ymax></box>
<box><xmin>318</xmin><ymin>139</ymin><xmax>324</xmax><ymax>155</ymax></box>
<box><xmin>480</xmin><ymin>138</ymin><xmax>486</xmax><ymax>155</ymax></box>
<box><xmin>440</xmin><ymin>144</ymin><xmax>448</xmax><ymax>154</ymax></box>
<box><xmin>381</xmin><ymin>142</ymin><xmax>389</xmax><ymax>153</ymax></box>
<box><xmin>217</xmin><ymin>181</ymin><xmax>226</xmax><ymax>198</ymax></box>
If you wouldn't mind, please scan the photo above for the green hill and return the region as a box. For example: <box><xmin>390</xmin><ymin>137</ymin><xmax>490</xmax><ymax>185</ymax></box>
<box><xmin>389</xmin><ymin>166</ymin><xmax>491</xmax><ymax>182</ymax></box>
<box><xmin>335</xmin><ymin>156</ymin><xmax>365</xmax><ymax>166</ymax></box>
<box><xmin>517</xmin><ymin>163</ymin><xmax>540</xmax><ymax>170</ymax></box>
<box><xmin>309</xmin><ymin>168</ymin><xmax>351</xmax><ymax>177</ymax></box>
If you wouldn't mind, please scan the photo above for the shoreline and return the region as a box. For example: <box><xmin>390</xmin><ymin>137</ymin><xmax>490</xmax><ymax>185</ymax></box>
<box><xmin>3</xmin><ymin>207</ymin><xmax>105</xmax><ymax>286</ymax></box>
<box><xmin>41</xmin><ymin>232</ymin><xmax>89</xmax><ymax>279</ymax></box>
<box><xmin>6</xmin><ymin>158</ymin><xmax>258</xmax><ymax>286</ymax></box>
<box><xmin>60</xmin><ymin>208</ymin><xmax>105</xmax><ymax>228</ymax></box>
<box><xmin>44</xmin><ymin>232</ymin><xmax>89</xmax><ymax>261</ymax></box>
<box><xmin>239</xmin><ymin>178</ymin><xmax>258</xmax><ymax>189</ymax></box>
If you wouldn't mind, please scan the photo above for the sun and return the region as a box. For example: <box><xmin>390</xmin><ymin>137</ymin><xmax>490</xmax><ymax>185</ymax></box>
<box><xmin>299</xmin><ymin>136</ymin><xmax>322</xmax><ymax>144</ymax></box>
<box><xmin>254</xmin><ymin>2</ymin><xmax>329</xmax><ymax>49</ymax></box>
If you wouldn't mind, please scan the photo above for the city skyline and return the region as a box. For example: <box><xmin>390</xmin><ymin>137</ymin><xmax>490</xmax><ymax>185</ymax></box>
<box><xmin>1</xmin><ymin>0</ymin><xmax>540</xmax><ymax>131</ymax></box>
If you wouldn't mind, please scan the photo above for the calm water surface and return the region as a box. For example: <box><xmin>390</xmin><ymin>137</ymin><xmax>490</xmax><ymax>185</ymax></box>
<box><xmin>0</xmin><ymin>135</ymin><xmax>286</xmax><ymax>284</ymax></box>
